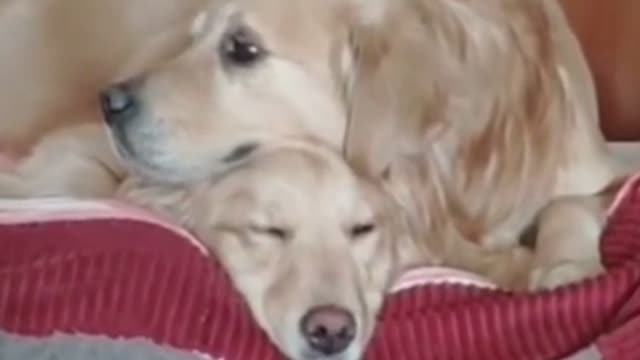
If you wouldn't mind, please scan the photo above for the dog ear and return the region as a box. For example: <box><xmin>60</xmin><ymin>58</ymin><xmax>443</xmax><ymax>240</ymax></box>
<box><xmin>344</xmin><ymin>16</ymin><xmax>445</xmax><ymax>179</ymax></box>
<box><xmin>117</xmin><ymin>178</ymin><xmax>200</xmax><ymax>229</ymax></box>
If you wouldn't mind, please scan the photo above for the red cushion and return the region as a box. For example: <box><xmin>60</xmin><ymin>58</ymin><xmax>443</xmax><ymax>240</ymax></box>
<box><xmin>1</xmin><ymin>180</ymin><xmax>640</xmax><ymax>359</ymax></box>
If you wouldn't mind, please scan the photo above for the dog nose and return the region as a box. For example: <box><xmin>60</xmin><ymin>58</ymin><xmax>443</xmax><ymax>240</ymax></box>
<box><xmin>100</xmin><ymin>83</ymin><xmax>138</xmax><ymax>124</ymax></box>
<box><xmin>300</xmin><ymin>305</ymin><xmax>356</xmax><ymax>356</ymax></box>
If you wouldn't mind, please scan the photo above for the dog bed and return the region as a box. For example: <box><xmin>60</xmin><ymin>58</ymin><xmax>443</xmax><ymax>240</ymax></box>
<box><xmin>1</xmin><ymin>176</ymin><xmax>640</xmax><ymax>360</ymax></box>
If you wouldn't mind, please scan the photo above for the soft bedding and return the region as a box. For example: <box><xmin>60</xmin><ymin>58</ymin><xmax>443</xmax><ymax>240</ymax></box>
<box><xmin>1</xmin><ymin>176</ymin><xmax>640</xmax><ymax>360</ymax></box>
<box><xmin>0</xmin><ymin>331</ymin><xmax>212</xmax><ymax>360</ymax></box>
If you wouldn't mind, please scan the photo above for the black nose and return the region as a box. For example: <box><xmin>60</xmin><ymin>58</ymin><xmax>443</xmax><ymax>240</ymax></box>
<box><xmin>300</xmin><ymin>305</ymin><xmax>356</xmax><ymax>356</ymax></box>
<box><xmin>100</xmin><ymin>83</ymin><xmax>138</xmax><ymax>124</ymax></box>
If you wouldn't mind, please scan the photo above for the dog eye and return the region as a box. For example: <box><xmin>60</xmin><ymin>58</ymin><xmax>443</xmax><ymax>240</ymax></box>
<box><xmin>220</xmin><ymin>26</ymin><xmax>265</xmax><ymax>66</ymax></box>
<box><xmin>250</xmin><ymin>225</ymin><xmax>290</xmax><ymax>241</ymax></box>
<box><xmin>350</xmin><ymin>223</ymin><xmax>376</xmax><ymax>239</ymax></box>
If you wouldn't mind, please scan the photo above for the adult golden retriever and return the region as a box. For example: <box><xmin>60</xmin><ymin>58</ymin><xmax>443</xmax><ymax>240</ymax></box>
<box><xmin>119</xmin><ymin>139</ymin><xmax>412</xmax><ymax>360</ymax></box>
<box><xmin>0</xmin><ymin>0</ymin><xmax>635</xmax><ymax>348</ymax></box>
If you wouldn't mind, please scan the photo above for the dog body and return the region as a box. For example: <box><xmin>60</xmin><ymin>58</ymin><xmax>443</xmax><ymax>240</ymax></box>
<box><xmin>92</xmin><ymin>0</ymin><xmax>624</xmax><ymax>287</ymax></box>
<box><xmin>0</xmin><ymin>0</ymin><xmax>635</xmax><ymax>357</ymax></box>
<box><xmin>0</xmin><ymin>0</ymin><xmax>634</xmax><ymax>355</ymax></box>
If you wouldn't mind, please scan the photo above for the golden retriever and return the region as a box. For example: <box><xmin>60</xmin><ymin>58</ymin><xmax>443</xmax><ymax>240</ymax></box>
<box><xmin>0</xmin><ymin>0</ymin><xmax>636</xmax><ymax>307</ymax></box>
<box><xmin>117</xmin><ymin>139</ymin><xmax>413</xmax><ymax>360</ymax></box>
<box><xmin>2</xmin><ymin>1</ymin><xmax>639</xmax><ymax>357</ymax></box>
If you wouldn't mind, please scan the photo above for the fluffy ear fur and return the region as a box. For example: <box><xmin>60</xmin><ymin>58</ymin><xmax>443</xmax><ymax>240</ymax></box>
<box><xmin>344</xmin><ymin>0</ymin><xmax>570</xmax><ymax>197</ymax></box>
<box><xmin>344</xmin><ymin>8</ymin><xmax>445</xmax><ymax>177</ymax></box>
<box><xmin>342</xmin><ymin>0</ymin><xmax>590</xmax><ymax>277</ymax></box>
<box><xmin>117</xmin><ymin>177</ymin><xmax>200</xmax><ymax>228</ymax></box>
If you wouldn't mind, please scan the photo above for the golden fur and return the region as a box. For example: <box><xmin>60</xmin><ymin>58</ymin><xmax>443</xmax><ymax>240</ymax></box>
<box><xmin>0</xmin><ymin>0</ymin><xmax>205</xmax><ymax>148</ymax></box>
<box><xmin>0</xmin><ymin>0</ymin><xmax>637</xmax><ymax>357</ymax></box>
<box><xmin>118</xmin><ymin>139</ymin><xmax>410</xmax><ymax>360</ymax></box>
<box><xmin>1</xmin><ymin>0</ymin><xmax>630</xmax><ymax>284</ymax></box>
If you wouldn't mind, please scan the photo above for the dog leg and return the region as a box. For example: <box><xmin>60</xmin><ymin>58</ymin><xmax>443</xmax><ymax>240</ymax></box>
<box><xmin>528</xmin><ymin>195</ymin><xmax>608</xmax><ymax>290</ymax></box>
<box><xmin>0</xmin><ymin>123</ymin><xmax>125</xmax><ymax>199</ymax></box>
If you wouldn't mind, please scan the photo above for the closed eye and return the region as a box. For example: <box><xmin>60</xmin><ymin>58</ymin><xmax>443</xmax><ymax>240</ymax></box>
<box><xmin>249</xmin><ymin>224</ymin><xmax>291</xmax><ymax>242</ymax></box>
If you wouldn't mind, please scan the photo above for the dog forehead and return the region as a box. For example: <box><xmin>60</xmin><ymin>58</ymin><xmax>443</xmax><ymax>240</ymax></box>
<box><xmin>234</xmin><ymin>0</ymin><xmax>342</xmax><ymax>16</ymax></box>
<box><xmin>195</xmin><ymin>0</ymin><xmax>384</xmax><ymax>40</ymax></box>
<box><xmin>212</xmin><ymin>0</ymin><xmax>351</xmax><ymax>34</ymax></box>
<box><xmin>192</xmin><ymin>0</ymin><xmax>359</xmax><ymax>66</ymax></box>
<box><xmin>245</xmin><ymin>150</ymin><xmax>370</xmax><ymax>216</ymax></box>
<box><xmin>232</xmin><ymin>0</ymin><xmax>387</xmax><ymax>26</ymax></box>
<box><xmin>258</xmin><ymin>151</ymin><xmax>353</xmax><ymax>191</ymax></box>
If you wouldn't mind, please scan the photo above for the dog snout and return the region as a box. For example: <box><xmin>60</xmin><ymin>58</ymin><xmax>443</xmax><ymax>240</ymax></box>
<box><xmin>300</xmin><ymin>305</ymin><xmax>356</xmax><ymax>356</ymax></box>
<box><xmin>100</xmin><ymin>82</ymin><xmax>140</xmax><ymax>125</ymax></box>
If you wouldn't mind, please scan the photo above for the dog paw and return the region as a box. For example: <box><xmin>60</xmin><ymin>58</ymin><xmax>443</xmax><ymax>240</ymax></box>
<box><xmin>528</xmin><ymin>259</ymin><xmax>604</xmax><ymax>291</ymax></box>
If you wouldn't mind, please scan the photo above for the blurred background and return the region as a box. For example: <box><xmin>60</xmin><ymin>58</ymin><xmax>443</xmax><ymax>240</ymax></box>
<box><xmin>561</xmin><ymin>0</ymin><xmax>640</xmax><ymax>140</ymax></box>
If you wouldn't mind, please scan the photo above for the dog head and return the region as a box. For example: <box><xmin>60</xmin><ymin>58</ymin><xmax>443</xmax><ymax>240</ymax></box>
<box><xmin>105</xmin><ymin>0</ymin><xmax>570</xmax><ymax>259</ymax></box>
<box><xmin>101</xmin><ymin>0</ymin><xmax>565</xmax><ymax>185</ymax></box>
<box><xmin>100</xmin><ymin>0</ymin><xmax>378</xmax><ymax>182</ymax></box>
<box><xmin>119</xmin><ymin>140</ymin><xmax>408</xmax><ymax>360</ymax></box>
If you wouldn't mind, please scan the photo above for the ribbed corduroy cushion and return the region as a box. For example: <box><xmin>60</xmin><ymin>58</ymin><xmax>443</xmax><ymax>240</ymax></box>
<box><xmin>1</xmin><ymin>177</ymin><xmax>640</xmax><ymax>360</ymax></box>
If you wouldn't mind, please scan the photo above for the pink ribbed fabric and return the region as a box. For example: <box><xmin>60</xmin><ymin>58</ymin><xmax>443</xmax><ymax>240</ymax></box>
<box><xmin>1</xmin><ymin>177</ymin><xmax>640</xmax><ymax>359</ymax></box>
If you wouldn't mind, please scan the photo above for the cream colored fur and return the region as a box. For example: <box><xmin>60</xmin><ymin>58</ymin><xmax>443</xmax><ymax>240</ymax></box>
<box><xmin>118</xmin><ymin>139</ymin><xmax>410</xmax><ymax>360</ymax></box>
<box><xmin>0</xmin><ymin>0</ymin><xmax>205</xmax><ymax>148</ymax></box>
<box><xmin>1</xmin><ymin>0</ymin><xmax>638</xmax><ymax>357</ymax></box>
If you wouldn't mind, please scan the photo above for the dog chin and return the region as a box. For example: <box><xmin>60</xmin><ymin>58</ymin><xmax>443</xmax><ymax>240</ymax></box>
<box><xmin>295</xmin><ymin>347</ymin><xmax>363</xmax><ymax>360</ymax></box>
<box><xmin>107</xmin><ymin>141</ymin><xmax>192</xmax><ymax>184</ymax></box>
<box><xmin>281</xmin><ymin>338</ymin><xmax>363</xmax><ymax>360</ymax></box>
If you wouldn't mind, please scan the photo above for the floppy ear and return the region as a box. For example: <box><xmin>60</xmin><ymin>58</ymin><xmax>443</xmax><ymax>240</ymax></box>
<box><xmin>343</xmin><ymin>11</ymin><xmax>445</xmax><ymax>178</ymax></box>
<box><xmin>342</xmin><ymin>25</ymin><xmax>395</xmax><ymax>177</ymax></box>
<box><xmin>117</xmin><ymin>177</ymin><xmax>199</xmax><ymax>228</ymax></box>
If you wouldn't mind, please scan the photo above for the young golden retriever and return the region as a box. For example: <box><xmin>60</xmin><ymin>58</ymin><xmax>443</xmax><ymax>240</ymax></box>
<box><xmin>118</xmin><ymin>139</ymin><xmax>414</xmax><ymax>360</ymax></box>
<box><xmin>0</xmin><ymin>0</ymin><xmax>635</xmax><ymax>298</ymax></box>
